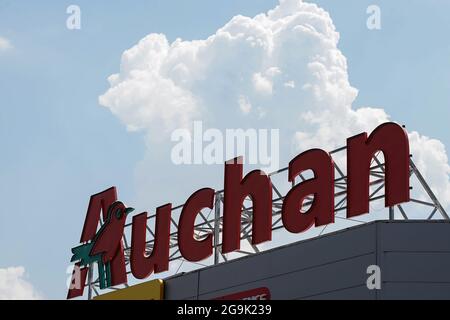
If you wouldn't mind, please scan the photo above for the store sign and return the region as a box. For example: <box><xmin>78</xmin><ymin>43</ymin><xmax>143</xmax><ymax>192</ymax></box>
<box><xmin>93</xmin><ymin>279</ymin><xmax>164</xmax><ymax>300</ymax></box>
<box><xmin>67</xmin><ymin>122</ymin><xmax>410</xmax><ymax>299</ymax></box>
<box><xmin>214</xmin><ymin>288</ymin><xmax>271</xmax><ymax>300</ymax></box>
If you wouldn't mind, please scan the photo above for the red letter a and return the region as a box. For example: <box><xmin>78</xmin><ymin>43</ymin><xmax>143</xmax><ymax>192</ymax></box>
<box><xmin>282</xmin><ymin>149</ymin><xmax>334</xmax><ymax>233</ymax></box>
<box><xmin>67</xmin><ymin>187</ymin><xmax>127</xmax><ymax>299</ymax></box>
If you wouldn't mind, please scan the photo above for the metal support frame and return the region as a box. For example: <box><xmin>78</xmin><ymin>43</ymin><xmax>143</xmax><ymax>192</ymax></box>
<box><xmin>85</xmin><ymin>146</ymin><xmax>449</xmax><ymax>297</ymax></box>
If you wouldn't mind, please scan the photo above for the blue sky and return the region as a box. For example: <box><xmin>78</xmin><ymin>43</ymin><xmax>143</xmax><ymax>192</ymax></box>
<box><xmin>0</xmin><ymin>0</ymin><xmax>449</xmax><ymax>299</ymax></box>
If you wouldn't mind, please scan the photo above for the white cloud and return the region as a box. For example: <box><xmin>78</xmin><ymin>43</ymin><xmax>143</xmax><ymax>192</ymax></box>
<box><xmin>284</xmin><ymin>80</ymin><xmax>295</xmax><ymax>88</ymax></box>
<box><xmin>409</xmin><ymin>132</ymin><xmax>450</xmax><ymax>206</ymax></box>
<box><xmin>238</xmin><ymin>95</ymin><xmax>252</xmax><ymax>114</ymax></box>
<box><xmin>0</xmin><ymin>267</ymin><xmax>42</xmax><ymax>300</ymax></box>
<box><xmin>252</xmin><ymin>72</ymin><xmax>273</xmax><ymax>95</ymax></box>
<box><xmin>0</xmin><ymin>36</ymin><xmax>12</xmax><ymax>51</ymax></box>
<box><xmin>99</xmin><ymin>0</ymin><xmax>450</xmax><ymax>209</ymax></box>
<box><xmin>98</xmin><ymin>33</ymin><xmax>199</xmax><ymax>137</ymax></box>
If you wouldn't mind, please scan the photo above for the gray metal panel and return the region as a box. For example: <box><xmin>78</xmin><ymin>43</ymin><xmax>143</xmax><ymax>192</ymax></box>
<box><xmin>381</xmin><ymin>283</ymin><xmax>450</xmax><ymax>300</ymax></box>
<box><xmin>198</xmin><ymin>254</ymin><xmax>375</xmax><ymax>300</ymax></box>
<box><xmin>302</xmin><ymin>285</ymin><xmax>375</xmax><ymax>300</ymax></box>
<box><xmin>164</xmin><ymin>221</ymin><xmax>450</xmax><ymax>300</ymax></box>
<box><xmin>379</xmin><ymin>221</ymin><xmax>450</xmax><ymax>251</ymax></box>
<box><xmin>377</xmin><ymin>221</ymin><xmax>450</xmax><ymax>300</ymax></box>
<box><xmin>164</xmin><ymin>272</ymin><xmax>199</xmax><ymax>300</ymax></box>
<box><xmin>198</xmin><ymin>223</ymin><xmax>376</xmax><ymax>295</ymax></box>
<box><xmin>382</xmin><ymin>252</ymin><xmax>450</xmax><ymax>282</ymax></box>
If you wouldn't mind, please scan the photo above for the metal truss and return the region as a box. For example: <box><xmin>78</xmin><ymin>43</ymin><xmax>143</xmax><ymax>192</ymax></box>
<box><xmin>85</xmin><ymin>146</ymin><xmax>449</xmax><ymax>298</ymax></box>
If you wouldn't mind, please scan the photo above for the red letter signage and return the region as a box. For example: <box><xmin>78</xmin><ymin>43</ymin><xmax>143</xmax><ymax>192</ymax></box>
<box><xmin>130</xmin><ymin>204</ymin><xmax>172</xmax><ymax>279</ymax></box>
<box><xmin>347</xmin><ymin>122</ymin><xmax>410</xmax><ymax>218</ymax></box>
<box><xmin>282</xmin><ymin>149</ymin><xmax>335</xmax><ymax>233</ymax></box>
<box><xmin>222</xmin><ymin>157</ymin><xmax>273</xmax><ymax>253</ymax></box>
<box><xmin>67</xmin><ymin>187</ymin><xmax>128</xmax><ymax>299</ymax></box>
<box><xmin>178</xmin><ymin>188</ymin><xmax>215</xmax><ymax>261</ymax></box>
<box><xmin>68</xmin><ymin>122</ymin><xmax>413</xmax><ymax>299</ymax></box>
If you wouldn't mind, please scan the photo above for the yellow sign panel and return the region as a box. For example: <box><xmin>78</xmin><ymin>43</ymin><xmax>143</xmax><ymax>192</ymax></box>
<box><xmin>93</xmin><ymin>279</ymin><xmax>164</xmax><ymax>300</ymax></box>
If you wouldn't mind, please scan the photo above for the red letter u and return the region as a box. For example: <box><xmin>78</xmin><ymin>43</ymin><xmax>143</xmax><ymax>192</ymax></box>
<box><xmin>130</xmin><ymin>204</ymin><xmax>171</xmax><ymax>279</ymax></box>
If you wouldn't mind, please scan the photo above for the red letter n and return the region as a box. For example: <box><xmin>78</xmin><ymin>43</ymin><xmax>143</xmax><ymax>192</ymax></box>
<box><xmin>347</xmin><ymin>122</ymin><xmax>410</xmax><ymax>218</ymax></box>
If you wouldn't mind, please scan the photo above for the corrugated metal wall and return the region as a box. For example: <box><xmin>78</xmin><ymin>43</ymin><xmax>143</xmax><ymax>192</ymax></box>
<box><xmin>164</xmin><ymin>221</ymin><xmax>450</xmax><ymax>300</ymax></box>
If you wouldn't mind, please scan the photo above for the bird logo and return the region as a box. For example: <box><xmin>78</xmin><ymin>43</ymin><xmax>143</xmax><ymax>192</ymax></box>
<box><xmin>70</xmin><ymin>201</ymin><xmax>134</xmax><ymax>289</ymax></box>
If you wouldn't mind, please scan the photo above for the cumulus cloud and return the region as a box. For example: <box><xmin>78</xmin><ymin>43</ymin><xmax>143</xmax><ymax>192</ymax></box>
<box><xmin>0</xmin><ymin>267</ymin><xmax>42</xmax><ymax>300</ymax></box>
<box><xmin>99</xmin><ymin>0</ymin><xmax>450</xmax><ymax>208</ymax></box>
<box><xmin>238</xmin><ymin>95</ymin><xmax>252</xmax><ymax>114</ymax></box>
<box><xmin>409</xmin><ymin>132</ymin><xmax>450</xmax><ymax>205</ymax></box>
<box><xmin>0</xmin><ymin>36</ymin><xmax>12</xmax><ymax>51</ymax></box>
